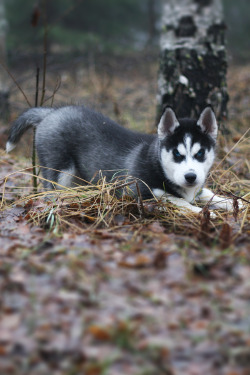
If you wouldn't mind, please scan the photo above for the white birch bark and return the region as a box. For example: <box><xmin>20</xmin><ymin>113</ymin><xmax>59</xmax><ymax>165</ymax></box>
<box><xmin>157</xmin><ymin>0</ymin><xmax>228</xmax><ymax>121</ymax></box>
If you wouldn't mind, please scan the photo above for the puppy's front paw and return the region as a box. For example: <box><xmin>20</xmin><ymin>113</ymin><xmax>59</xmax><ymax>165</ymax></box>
<box><xmin>212</xmin><ymin>197</ymin><xmax>244</xmax><ymax>212</ymax></box>
<box><xmin>212</xmin><ymin>198</ymin><xmax>234</xmax><ymax>211</ymax></box>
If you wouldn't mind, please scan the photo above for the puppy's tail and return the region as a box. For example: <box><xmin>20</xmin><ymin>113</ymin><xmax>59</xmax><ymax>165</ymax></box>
<box><xmin>6</xmin><ymin>107</ymin><xmax>54</xmax><ymax>152</ymax></box>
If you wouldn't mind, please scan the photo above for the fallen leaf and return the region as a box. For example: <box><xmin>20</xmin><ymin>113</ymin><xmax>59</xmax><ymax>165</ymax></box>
<box><xmin>88</xmin><ymin>325</ymin><xmax>112</xmax><ymax>341</ymax></box>
<box><xmin>119</xmin><ymin>254</ymin><xmax>152</xmax><ymax>268</ymax></box>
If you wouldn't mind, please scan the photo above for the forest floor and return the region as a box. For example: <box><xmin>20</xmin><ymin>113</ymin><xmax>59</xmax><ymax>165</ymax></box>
<box><xmin>0</xmin><ymin>54</ymin><xmax>249</xmax><ymax>375</ymax></box>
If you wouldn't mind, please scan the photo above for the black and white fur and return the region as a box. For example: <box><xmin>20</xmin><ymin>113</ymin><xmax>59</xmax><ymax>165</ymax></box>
<box><xmin>6</xmin><ymin>105</ymin><xmax>237</xmax><ymax>215</ymax></box>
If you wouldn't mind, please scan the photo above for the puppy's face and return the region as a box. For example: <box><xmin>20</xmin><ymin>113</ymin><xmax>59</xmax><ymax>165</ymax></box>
<box><xmin>158</xmin><ymin>107</ymin><xmax>217</xmax><ymax>193</ymax></box>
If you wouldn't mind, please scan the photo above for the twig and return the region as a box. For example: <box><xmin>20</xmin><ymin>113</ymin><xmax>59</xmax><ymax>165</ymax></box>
<box><xmin>136</xmin><ymin>181</ymin><xmax>145</xmax><ymax>218</ymax></box>
<box><xmin>0</xmin><ymin>61</ymin><xmax>32</xmax><ymax>107</ymax></box>
<box><xmin>219</xmin><ymin>189</ymin><xmax>250</xmax><ymax>204</ymax></box>
<box><xmin>42</xmin><ymin>76</ymin><xmax>61</xmax><ymax>107</ymax></box>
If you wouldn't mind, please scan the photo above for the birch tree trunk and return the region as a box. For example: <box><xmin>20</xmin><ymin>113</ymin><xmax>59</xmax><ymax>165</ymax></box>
<box><xmin>157</xmin><ymin>0</ymin><xmax>228</xmax><ymax>121</ymax></box>
<box><xmin>0</xmin><ymin>0</ymin><xmax>9</xmax><ymax>121</ymax></box>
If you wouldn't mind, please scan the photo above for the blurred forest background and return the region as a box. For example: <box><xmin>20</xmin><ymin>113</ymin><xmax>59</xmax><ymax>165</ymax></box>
<box><xmin>3</xmin><ymin>0</ymin><xmax>250</xmax><ymax>63</ymax></box>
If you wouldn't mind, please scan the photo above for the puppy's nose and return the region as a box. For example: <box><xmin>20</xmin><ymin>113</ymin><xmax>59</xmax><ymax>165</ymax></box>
<box><xmin>185</xmin><ymin>172</ymin><xmax>197</xmax><ymax>184</ymax></box>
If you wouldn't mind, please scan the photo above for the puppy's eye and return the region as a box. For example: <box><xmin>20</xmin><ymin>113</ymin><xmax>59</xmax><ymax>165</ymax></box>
<box><xmin>173</xmin><ymin>149</ymin><xmax>181</xmax><ymax>158</ymax></box>
<box><xmin>196</xmin><ymin>148</ymin><xmax>205</xmax><ymax>158</ymax></box>
<box><xmin>173</xmin><ymin>148</ymin><xmax>185</xmax><ymax>162</ymax></box>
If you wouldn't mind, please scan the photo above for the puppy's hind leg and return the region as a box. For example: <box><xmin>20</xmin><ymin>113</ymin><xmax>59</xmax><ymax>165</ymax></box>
<box><xmin>57</xmin><ymin>167</ymin><xmax>76</xmax><ymax>189</ymax></box>
<box><xmin>41</xmin><ymin>166</ymin><xmax>76</xmax><ymax>192</ymax></box>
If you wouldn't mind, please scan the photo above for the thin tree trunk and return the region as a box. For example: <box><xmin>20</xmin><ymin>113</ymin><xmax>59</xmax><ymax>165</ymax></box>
<box><xmin>157</xmin><ymin>0</ymin><xmax>228</xmax><ymax>122</ymax></box>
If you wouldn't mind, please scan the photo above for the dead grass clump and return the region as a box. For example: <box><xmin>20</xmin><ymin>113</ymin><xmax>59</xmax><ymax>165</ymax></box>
<box><xmin>1</xmin><ymin>172</ymin><xmax>148</xmax><ymax>231</ymax></box>
<box><xmin>1</xmin><ymin>164</ymin><xmax>249</xmax><ymax>249</ymax></box>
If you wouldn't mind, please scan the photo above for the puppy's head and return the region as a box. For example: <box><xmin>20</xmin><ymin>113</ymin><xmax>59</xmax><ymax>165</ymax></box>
<box><xmin>157</xmin><ymin>107</ymin><xmax>217</xmax><ymax>195</ymax></box>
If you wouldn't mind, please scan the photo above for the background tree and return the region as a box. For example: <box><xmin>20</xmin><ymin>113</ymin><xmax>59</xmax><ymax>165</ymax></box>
<box><xmin>157</xmin><ymin>0</ymin><xmax>228</xmax><ymax>121</ymax></box>
<box><xmin>0</xmin><ymin>0</ymin><xmax>9</xmax><ymax>120</ymax></box>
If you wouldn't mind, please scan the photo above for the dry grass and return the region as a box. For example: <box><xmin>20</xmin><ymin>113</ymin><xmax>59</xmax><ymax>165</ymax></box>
<box><xmin>1</xmin><ymin>131</ymin><xmax>249</xmax><ymax>247</ymax></box>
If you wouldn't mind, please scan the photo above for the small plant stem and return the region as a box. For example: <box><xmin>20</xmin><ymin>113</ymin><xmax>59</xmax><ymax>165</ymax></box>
<box><xmin>136</xmin><ymin>181</ymin><xmax>145</xmax><ymax>218</ymax></box>
<box><xmin>32</xmin><ymin>67</ymin><xmax>40</xmax><ymax>193</ymax></box>
<box><xmin>35</xmin><ymin>67</ymin><xmax>40</xmax><ymax>107</ymax></box>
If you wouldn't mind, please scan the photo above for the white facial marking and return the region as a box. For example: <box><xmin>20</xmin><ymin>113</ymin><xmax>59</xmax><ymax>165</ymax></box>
<box><xmin>185</xmin><ymin>135</ymin><xmax>192</xmax><ymax>155</ymax></box>
<box><xmin>191</xmin><ymin>142</ymin><xmax>201</xmax><ymax>157</ymax></box>
<box><xmin>177</xmin><ymin>144</ymin><xmax>186</xmax><ymax>156</ymax></box>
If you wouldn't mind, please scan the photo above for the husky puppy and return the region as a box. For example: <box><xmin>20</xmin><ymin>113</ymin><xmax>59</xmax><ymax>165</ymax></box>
<box><xmin>6</xmin><ymin>105</ymin><xmax>237</xmax><ymax>215</ymax></box>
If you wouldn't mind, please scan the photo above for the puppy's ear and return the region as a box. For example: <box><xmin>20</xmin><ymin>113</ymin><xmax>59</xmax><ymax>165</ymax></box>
<box><xmin>197</xmin><ymin>107</ymin><xmax>218</xmax><ymax>140</ymax></box>
<box><xmin>158</xmin><ymin>107</ymin><xmax>179</xmax><ymax>140</ymax></box>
